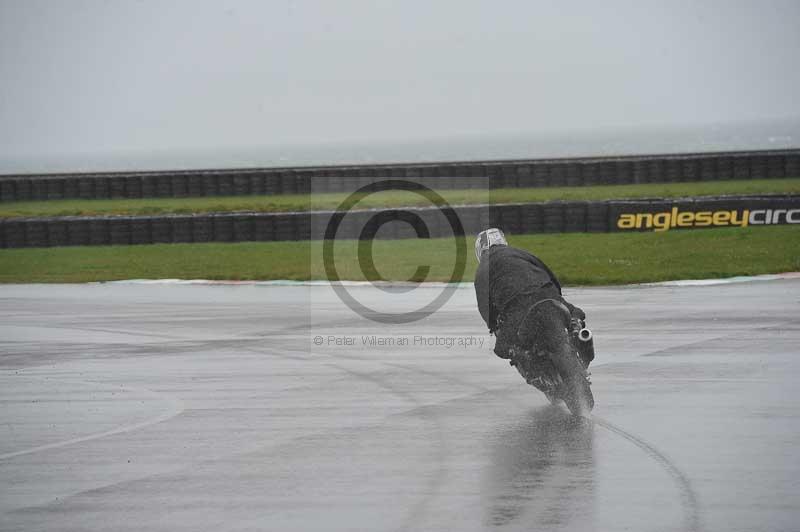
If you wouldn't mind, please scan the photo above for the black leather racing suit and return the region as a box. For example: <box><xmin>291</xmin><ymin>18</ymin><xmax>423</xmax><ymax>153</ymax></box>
<box><xmin>474</xmin><ymin>245</ymin><xmax>585</xmax><ymax>360</ymax></box>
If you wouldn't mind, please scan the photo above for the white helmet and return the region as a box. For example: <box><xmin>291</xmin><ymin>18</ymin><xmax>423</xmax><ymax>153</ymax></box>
<box><xmin>475</xmin><ymin>228</ymin><xmax>507</xmax><ymax>262</ymax></box>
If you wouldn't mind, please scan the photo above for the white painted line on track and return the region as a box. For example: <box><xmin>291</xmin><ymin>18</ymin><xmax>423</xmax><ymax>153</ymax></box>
<box><xmin>104</xmin><ymin>279</ymin><xmax>476</xmax><ymax>288</ymax></box>
<box><xmin>640</xmin><ymin>271</ymin><xmax>800</xmax><ymax>286</ymax></box>
<box><xmin>104</xmin><ymin>272</ymin><xmax>800</xmax><ymax>288</ymax></box>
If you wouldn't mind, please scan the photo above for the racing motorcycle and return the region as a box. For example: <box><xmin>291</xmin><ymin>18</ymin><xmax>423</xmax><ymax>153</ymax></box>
<box><xmin>507</xmin><ymin>299</ymin><xmax>595</xmax><ymax>417</ymax></box>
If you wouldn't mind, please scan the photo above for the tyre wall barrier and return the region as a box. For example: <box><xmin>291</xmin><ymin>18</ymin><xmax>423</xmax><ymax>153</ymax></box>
<box><xmin>1</xmin><ymin>195</ymin><xmax>797</xmax><ymax>248</ymax></box>
<box><xmin>1</xmin><ymin>149</ymin><xmax>798</xmax><ymax>202</ymax></box>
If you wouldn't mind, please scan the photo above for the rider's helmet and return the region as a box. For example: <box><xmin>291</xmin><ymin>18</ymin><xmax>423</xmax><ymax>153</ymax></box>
<box><xmin>475</xmin><ymin>228</ymin><xmax>507</xmax><ymax>262</ymax></box>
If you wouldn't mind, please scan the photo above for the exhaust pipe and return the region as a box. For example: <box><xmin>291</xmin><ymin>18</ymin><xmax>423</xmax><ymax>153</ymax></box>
<box><xmin>575</xmin><ymin>327</ymin><xmax>595</xmax><ymax>364</ymax></box>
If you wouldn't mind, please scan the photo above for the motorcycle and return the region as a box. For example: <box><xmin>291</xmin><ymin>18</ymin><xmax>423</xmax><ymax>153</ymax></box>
<box><xmin>507</xmin><ymin>299</ymin><xmax>595</xmax><ymax>417</ymax></box>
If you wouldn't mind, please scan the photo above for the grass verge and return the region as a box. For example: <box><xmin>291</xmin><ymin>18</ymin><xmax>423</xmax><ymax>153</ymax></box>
<box><xmin>0</xmin><ymin>178</ymin><xmax>797</xmax><ymax>218</ymax></box>
<box><xmin>0</xmin><ymin>226</ymin><xmax>796</xmax><ymax>284</ymax></box>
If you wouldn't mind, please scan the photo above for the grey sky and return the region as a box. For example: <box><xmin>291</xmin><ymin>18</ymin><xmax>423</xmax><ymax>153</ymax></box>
<box><xmin>1</xmin><ymin>0</ymin><xmax>798</xmax><ymax>173</ymax></box>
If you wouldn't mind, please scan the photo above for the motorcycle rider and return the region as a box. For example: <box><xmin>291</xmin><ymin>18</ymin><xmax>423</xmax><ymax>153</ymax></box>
<box><xmin>473</xmin><ymin>228</ymin><xmax>593</xmax><ymax>394</ymax></box>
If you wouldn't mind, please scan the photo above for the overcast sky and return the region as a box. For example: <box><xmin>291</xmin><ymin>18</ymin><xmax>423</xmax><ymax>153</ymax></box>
<box><xmin>1</xmin><ymin>0</ymin><xmax>798</xmax><ymax>173</ymax></box>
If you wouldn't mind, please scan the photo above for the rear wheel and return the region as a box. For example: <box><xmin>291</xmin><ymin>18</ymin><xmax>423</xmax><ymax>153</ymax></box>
<box><xmin>549</xmin><ymin>340</ymin><xmax>594</xmax><ymax>417</ymax></box>
<box><xmin>561</xmin><ymin>372</ymin><xmax>594</xmax><ymax>417</ymax></box>
<box><xmin>516</xmin><ymin>299</ymin><xmax>594</xmax><ymax>416</ymax></box>
<box><xmin>544</xmin><ymin>391</ymin><xmax>562</xmax><ymax>406</ymax></box>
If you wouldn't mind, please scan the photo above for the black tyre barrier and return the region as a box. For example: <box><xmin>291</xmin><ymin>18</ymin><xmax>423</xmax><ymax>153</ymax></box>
<box><xmin>94</xmin><ymin>178</ymin><xmax>110</xmax><ymax>199</ymax></box>
<box><xmin>4</xmin><ymin>220</ymin><xmax>26</xmax><ymax>248</ymax></box>
<box><xmin>0</xmin><ymin>181</ymin><xmax>14</xmax><ymax>201</ymax></box>
<box><xmin>68</xmin><ymin>219</ymin><xmax>91</xmax><ymax>246</ymax></box>
<box><xmin>110</xmin><ymin>176</ymin><xmax>126</xmax><ymax>198</ymax></box>
<box><xmin>573</xmin><ymin>164</ymin><xmax>595</xmax><ymax>186</ymax></box>
<box><xmin>47</xmin><ymin>220</ymin><xmax>68</xmax><ymax>247</ymax></box>
<box><xmin>663</xmin><ymin>159</ymin><xmax>681</xmax><ymax>183</ymax></box>
<box><xmin>11</xmin><ymin>180</ymin><xmax>27</xmax><ymax>201</ymax></box>
<box><xmin>517</xmin><ymin>166</ymin><xmax>535</xmax><ymax>188</ymax></box>
<box><xmin>192</xmin><ymin>217</ymin><xmax>213</xmax><ymax>242</ymax></box>
<box><xmin>418</xmin><ymin>208</ymin><xmax>447</xmax><ymax>239</ymax></box>
<box><xmin>229</xmin><ymin>175</ymin><xmax>246</xmax><ymax>196</ymax></box>
<box><xmin>255</xmin><ymin>215</ymin><xmax>276</xmax><ymax>241</ymax></box>
<box><xmin>520</xmin><ymin>203</ymin><xmax>543</xmax><ymax>234</ymax></box>
<box><xmin>89</xmin><ymin>219</ymin><xmax>110</xmax><ymax>245</ymax></box>
<box><xmin>787</xmin><ymin>154</ymin><xmax>800</xmax><ymax>177</ymax></box>
<box><xmin>141</xmin><ymin>175</ymin><xmax>158</xmax><ymax>197</ymax></box>
<box><xmin>682</xmin><ymin>159</ymin><xmax>699</xmax><ymax>182</ymax></box>
<box><xmin>109</xmin><ymin>218</ymin><xmax>131</xmax><ymax>245</ymax></box>
<box><xmin>233</xmin><ymin>215</ymin><xmax>255</xmax><ymax>242</ymax></box>
<box><xmin>751</xmin><ymin>155</ymin><xmax>768</xmax><ymax>179</ymax></box>
<box><xmin>2</xmin><ymin>150</ymin><xmax>800</xmax><ymax>202</ymax></box>
<box><xmin>700</xmin><ymin>158</ymin><xmax>716</xmax><ymax>181</ymax></box>
<box><xmin>264</xmin><ymin>173</ymin><xmax>281</xmax><ymax>195</ymax></box>
<box><xmin>188</xmin><ymin>175</ymin><xmax>205</xmax><ymax>197</ymax></box>
<box><xmin>172</xmin><ymin>217</ymin><xmax>193</xmax><ymax>243</ymax></box>
<box><xmin>77</xmin><ymin>177</ymin><xmax>94</xmax><ymax>199</ymax></box>
<box><xmin>47</xmin><ymin>178</ymin><xmax>64</xmax><ymax>200</ymax></box>
<box><xmin>398</xmin><ymin>210</ymin><xmax>426</xmax><ymax>239</ymax></box>
<box><xmin>172</xmin><ymin>175</ymin><xmax>189</xmax><ymax>197</ymax></box>
<box><xmin>548</xmin><ymin>164</ymin><xmax>566</xmax><ymax>187</ymax></box>
<box><xmin>586</xmin><ymin>202</ymin><xmax>608</xmax><ymax>232</ymax></box>
<box><xmin>130</xmin><ymin>219</ymin><xmax>151</xmax><ymax>245</ymax></box>
<box><xmin>202</xmin><ymin>175</ymin><xmax>217</xmax><ymax>197</ymax></box>
<box><xmin>151</xmin><ymin>218</ymin><xmax>172</xmax><ymax>244</ymax></box>
<box><xmin>600</xmin><ymin>162</ymin><xmax>617</xmax><ymax>185</ymax></box>
<box><xmin>217</xmin><ymin>175</ymin><xmax>233</xmax><ymax>197</ymax></box>
<box><xmin>296</xmin><ymin>212</ymin><xmax>311</xmax><ymax>240</ymax></box>
<box><xmin>25</xmin><ymin>220</ymin><xmax>48</xmax><ymax>247</ymax></box>
<box><xmin>298</xmin><ymin>172</ymin><xmax>312</xmax><ymax>194</ymax></box>
<box><xmin>768</xmin><ymin>155</ymin><xmax>785</xmax><ymax>178</ymax></box>
<box><xmin>338</xmin><ymin>211</ymin><xmax>361</xmax><ymax>241</ymax></box>
<box><xmin>454</xmin><ymin>208</ymin><xmax>487</xmax><ymax>238</ymax></box>
<box><xmin>717</xmin><ymin>157</ymin><xmax>734</xmax><ymax>180</ymax></box>
<box><xmin>29</xmin><ymin>179</ymin><xmax>46</xmax><ymax>201</ymax></box>
<box><xmin>1</xmin><ymin>194</ymin><xmax>798</xmax><ymax>248</ymax></box>
<box><xmin>543</xmin><ymin>202</ymin><xmax>565</xmax><ymax>232</ymax></box>
<box><xmin>308</xmin><ymin>211</ymin><xmax>328</xmax><ymax>240</ymax></box>
<box><xmin>246</xmin><ymin>174</ymin><xmax>263</xmax><ymax>196</ymax></box>
<box><xmin>125</xmin><ymin>176</ymin><xmax>142</xmax><ymax>198</ymax></box>
<box><xmin>732</xmin><ymin>156</ymin><xmax>750</xmax><ymax>180</ymax></box>
<box><xmin>365</xmin><ymin>210</ymin><xmax>395</xmax><ymax>240</ymax></box>
<box><xmin>564</xmin><ymin>202</ymin><xmax>588</xmax><ymax>233</ymax></box>
<box><xmin>273</xmin><ymin>214</ymin><xmax>297</xmax><ymax>241</ymax></box>
<box><xmin>212</xmin><ymin>215</ymin><xmax>234</xmax><ymax>242</ymax></box>
<box><xmin>497</xmin><ymin>204</ymin><xmax>524</xmax><ymax>234</ymax></box>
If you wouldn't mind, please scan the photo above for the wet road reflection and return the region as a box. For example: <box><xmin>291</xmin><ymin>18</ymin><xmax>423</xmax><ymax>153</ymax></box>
<box><xmin>2</xmin><ymin>281</ymin><xmax>799</xmax><ymax>531</ymax></box>
<box><xmin>484</xmin><ymin>406</ymin><xmax>594</xmax><ymax>530</ymax></box>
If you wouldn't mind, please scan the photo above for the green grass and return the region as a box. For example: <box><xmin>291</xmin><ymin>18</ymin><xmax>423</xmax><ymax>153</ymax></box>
<box><xmin>0</xmin><ymin>226</ymin><xmax>797</xmax><ymax>284</ymax></box>
<box><xmin>0</xmin><ymin>178</ymin><xmax>797</xmax><ymax>218</ymax></box>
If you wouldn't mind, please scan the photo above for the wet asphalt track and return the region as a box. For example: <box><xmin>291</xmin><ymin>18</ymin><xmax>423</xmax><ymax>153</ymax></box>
<box><xmin>0</xmin><ymin>279</ymin><xmax>798</xmax><ymax>532</ymax></box>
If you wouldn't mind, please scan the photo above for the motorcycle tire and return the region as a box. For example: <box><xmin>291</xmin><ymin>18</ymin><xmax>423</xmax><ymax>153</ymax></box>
<box><xmin>551</xmin><ymin>341</ymin><xmax>594</xmax><ymax>416</ymax></box>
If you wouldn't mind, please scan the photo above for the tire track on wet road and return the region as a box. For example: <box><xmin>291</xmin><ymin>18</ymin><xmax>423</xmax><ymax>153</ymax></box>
<box><xmin>593</xmin><ymin>415</ymin><xmax>702</xmax><ymax>532</ymax></box>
